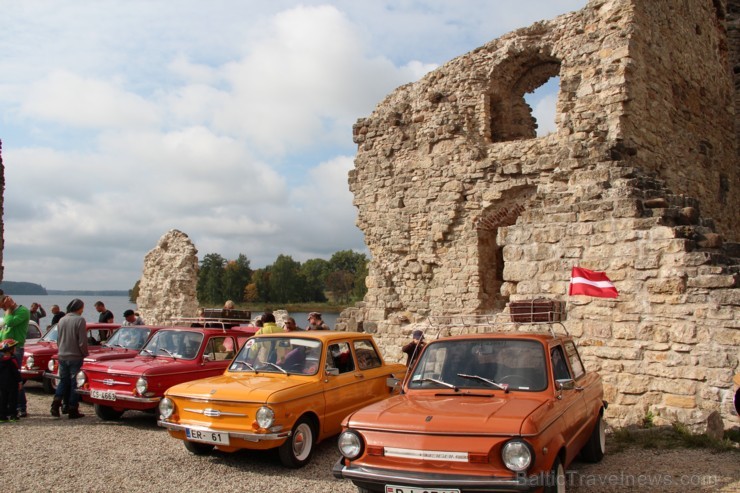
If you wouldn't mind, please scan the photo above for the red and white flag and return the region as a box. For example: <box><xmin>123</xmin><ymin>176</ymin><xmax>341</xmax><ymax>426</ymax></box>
<box><xmin>569</xmin><ymin>267</ymin><xmax>618</xmax><ymax>298</ymax></box>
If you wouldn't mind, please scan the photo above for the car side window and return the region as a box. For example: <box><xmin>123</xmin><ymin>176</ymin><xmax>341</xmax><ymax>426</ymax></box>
<box><xmin>563</xmin><ymin>341</ymin><xmax>585</xmax><ymax>379</ymax></box>
<box><xmin>551</xmin><ymin>346</ymin><xmax>572</xmax><ymax>382</ymax></box>
<box><xmin>327</xmin><ymin>342</ymin><xmax>355</xmax><ymax>374</ymax></box>
<box><xmin>206</xmin><ymin>336</ymin><xmax>236</xmax><ymax>361</ymax></box>
<box><xmin>353</xmin><ymin>339</ymin><xmax>382</xmax><ymax>370</ymax></box>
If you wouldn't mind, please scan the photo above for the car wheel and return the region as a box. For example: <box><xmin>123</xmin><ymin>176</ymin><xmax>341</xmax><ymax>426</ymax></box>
<box><xmin>278</xmin><ymin>416</ymin><xmax>316</xmax><ymax>468</ymax></box>
<box><xmin>544</xmin><ymin>457</ymin><xmax>566</xmax><ymax>493</ymax></box>
<box><xmin>42</xmin><ymin>377</ymin><xmax>56</xmax><ymax>394</ymax></box>
<box><xmin>184</xmin><ymin>440</ymin><xmax>215</xmax><ymax>455</ymax></box>
<box><xmin>580</xmin><ymin>414</ymin><xmax>606</xmax><ymax>463</ymax></box>
<box><xmin>94</xmin><ymin>404</ymin><xmax>125</xmax><ymax>421</ymax></box>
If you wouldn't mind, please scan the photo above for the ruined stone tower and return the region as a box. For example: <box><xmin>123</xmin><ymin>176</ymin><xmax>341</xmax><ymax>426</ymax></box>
<box><xmin>342</xmin><ymin>0</ymin><xmax>739</xmax><ymax>429</ymax></box>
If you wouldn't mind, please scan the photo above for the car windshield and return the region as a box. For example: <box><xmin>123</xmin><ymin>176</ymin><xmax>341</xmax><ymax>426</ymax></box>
<box><xmin>408</xmin><ymin>339</ymin><xmax>547</xmax><ymax>391</ymax></box>
<box><xmin>105</xmin><ymin>327</ymin><xmax>152</xmax><ymax>350</ymax></box>
<box><xmin>230</xmin><ymin>337</ymin><xmax>322</xmax><ymax>375</ymax></box>
<box><xmin>140</xmin><ymin>330</ymin><xmax>203</xmax><ymax>360</ymax></box>
<box><xmin>40</xmin><ymin>325</ymin><xmax>59</xmax><ymax>343</ymax></box>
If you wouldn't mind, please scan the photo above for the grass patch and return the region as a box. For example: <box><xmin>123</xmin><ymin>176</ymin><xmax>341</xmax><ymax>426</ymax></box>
<box><xmin>609</xmin><ymin>424</ymin><xmax>740</xmax><ymax>454</ymax></box>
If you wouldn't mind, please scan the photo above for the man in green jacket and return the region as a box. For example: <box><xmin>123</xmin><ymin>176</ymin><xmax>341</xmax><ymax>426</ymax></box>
<box><xmin>0</xmin><ymin>295</ymin><xmax>30</xmax><ymax>417</ymax></box>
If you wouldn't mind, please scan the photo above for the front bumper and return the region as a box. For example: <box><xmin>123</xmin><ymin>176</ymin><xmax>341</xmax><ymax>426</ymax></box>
<box><xmin>76</xmin><ymin>389</ymin><xmax>162</xmax><ymax>404</ymax></box>
<box><xmin>158</xmin><ymin>420</ymin><xmax>291</xmax><ymax>443</ymax></box>
<box><xmin>44</xmin><ymin>371</ymin><xmax>60</xmax><ymax>381</ymax></box>
<box><xmin>333</xmin><ymin>458</ymin><xmax>532</xmax><ymax>492</ymax></box>
<box><xmin>21</xmin><ymin>368</ymin><xmax>44</xmax><ymax>378</ymax></box>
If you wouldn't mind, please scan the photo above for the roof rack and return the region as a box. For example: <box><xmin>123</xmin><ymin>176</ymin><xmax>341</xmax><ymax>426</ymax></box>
<box><xmin>169</xmin><ymin>317</ymin><xmax>253</xmax><ymax>330</ymax></box>
<box><xmin>425</xmin><ymin>312</ymin><xmax>569</xmax><ymax>338</ymax></box>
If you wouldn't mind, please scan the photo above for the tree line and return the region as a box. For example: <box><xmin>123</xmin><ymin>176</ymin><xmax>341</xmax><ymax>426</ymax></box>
<box><xmin>130</xmin><ymin>250</ymin><xmax>369</xmax><ymax>306</ymax></box>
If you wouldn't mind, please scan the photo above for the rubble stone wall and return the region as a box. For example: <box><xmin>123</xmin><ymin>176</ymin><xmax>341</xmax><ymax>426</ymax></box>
<box><xmin>137</xmin><ymin>229</ymin><xmax>199</xmax><ymax>326</ymax></box>
<box><xmin>341</xmin><ymin>0</ymin><xmax>739</xmax><ymax>430</ymax></box>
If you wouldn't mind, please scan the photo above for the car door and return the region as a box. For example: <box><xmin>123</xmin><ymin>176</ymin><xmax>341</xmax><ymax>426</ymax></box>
<box><xmin>322</xmin><ymin>341</ymin><xmax>366</xmax><ymax>436</ymax></box>
<box><xmin>550</xmin><ymin>344</ymin><xmax>588</xmax><ymax>465</ymax></box>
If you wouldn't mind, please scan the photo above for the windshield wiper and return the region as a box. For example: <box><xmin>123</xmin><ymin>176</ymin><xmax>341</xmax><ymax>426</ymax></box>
<box><xmin>457</xmin><ymin>373</ymin><xmax>509</xmax><ymax>393</ymax></box>
<box><xmin>261</xmin><ymin>362</ymin><xmax>287</xmax><ymax>374</ymax></box>
<box><xmin>141</xmin><ymin>348</ymin><xmax>154</xmax><ymax>357</ymax></box>
<box><xmin>419</xmin><ymin>377</ymin><xmax>457</xmax><ymax>390</ymax></box>
<box><xmin>157</xmin><ymin>347</ymin><xmax>177</xmax><ymax>359</ymax></box>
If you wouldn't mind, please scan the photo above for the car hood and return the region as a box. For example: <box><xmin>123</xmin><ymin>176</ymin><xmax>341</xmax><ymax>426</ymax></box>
<box><xmin>23</xmin><ymin>342</ymin><xmax>56</xmax><ymax>356</ymax></box>
<box><xmin>345</xmin><ymin>392</ymin><xmax>547</xmax><ymax>435</ymax></box>
<box><xmin>167</xmin><ymin>373</ymin><xmax>313</xmax><ymax>403</ymax></box>
<box><xmin>83</xmin><ymin>356</ymin><xmax>198</xmax><ymax>376</ymax></box>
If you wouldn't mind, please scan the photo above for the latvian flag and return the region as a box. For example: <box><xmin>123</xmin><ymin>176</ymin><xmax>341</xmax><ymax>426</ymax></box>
<box><xmin>569</xmin><ymin>267</ymin><xmax>618</xmax><ymax>298</ymax></box>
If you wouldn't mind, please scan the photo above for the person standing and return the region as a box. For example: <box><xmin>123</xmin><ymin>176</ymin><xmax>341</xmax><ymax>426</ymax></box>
<box><xmin>51</xmin><ymin>299</ymin><xmax>88</xmax><ymax>419</ymax></box>
<box><xmin>402</xmin><ymin>330</ymin><xmax>426</xmax><ymax>367</ymax></box>
<box><xmin>50</xmin><ymin>305</ymin><xmax>65</xmax><ymax>325</ymax></box>
<box><xmin>306</xmin><ymin>312</ymin><xmax>330</xmax><ymax>330</ymax></box>
<box><xmin>29</xmin><ymin>303</ymin><xmax>46</xmax><ymax>325</ymax></box>
<box><xmin>0</xmin><ymin>339</ymin><xmax>22</xmax><ymax>422</ymax></box>
<box><xmin>283</xmin><ymin>317</ymin><xmax>303</xmax><ymax>331</ymax></box>
<box><xmin>254</xmin><ymin>313</ymin><xmax>283</xmax><ymax>335</ymax></box>
<box><xmin>94</xmin><ymin>301</ymin><xmax>114</xmax><ymax>323</ymax></box>
<box><xmin>0</xmin><ymin>296</ymin><xmax>30</xmax><ymax>417</ymax></box>
<box><xmin>122</xmin><ymin>309</ymin><xmax>144</xmax><ymax>326</ymax></box>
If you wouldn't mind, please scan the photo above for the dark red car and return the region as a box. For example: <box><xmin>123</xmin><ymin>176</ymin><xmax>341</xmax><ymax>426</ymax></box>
<box><xmin>76</xmin><ymin>324</ymin><xmax>257</xmax><ymax>420</ymax></box>
<box><xmin>21</xmin><ymin>323</ymin><xmax>121</xmax><ymax>391</ymax></box>
<box><xmin>44</xmin><ymin>325</ymin><xmax>165</xmax><ymax>392</ymax></box>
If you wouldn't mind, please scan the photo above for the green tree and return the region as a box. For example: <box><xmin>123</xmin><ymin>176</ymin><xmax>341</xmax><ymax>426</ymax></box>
<box><xmin>251</xmin><ymin>268</ymin><xmax>272</xmax><ymax>302</ymax></box>
<box><xmin>352</xmin><ymin>257</ymin><xmax>369</xmax><ymax>301</ymax></box>
<box><xmin>269</xmin><ymin>255</ymin><xmax>304</xmax><ymax>303</ymax></box>
<box><xmin>300</xmin><ymin>258</ymin><xmax>329</xmax><ymax>302</ymax></box>
<box><xmin>197</xmin><ymin>253</ymin><xmax>227</xmax><ymax>305</ymax></box>
<box><xmin>129</xmin><ymin>280</ymin><xmax>140</xmax><ymax>304</ymax></box>
<box><xmin>327</xmin><ymin>250</ymin><xmax>369</xmax><ymax>302</ymax></box>
<box><xmin>325</xmin><ymin>270</ymin><xmax>355</xmax><ymax>303</ymax></box>
<box><xmin>223</xmin><ymin>254</ymin><xmax>252</xmax><ymax>302</ymax></box>
<box><xmin>244</xmin><ymin>283</ymin><xmax>259</xmax><ymax>302</ymax></box>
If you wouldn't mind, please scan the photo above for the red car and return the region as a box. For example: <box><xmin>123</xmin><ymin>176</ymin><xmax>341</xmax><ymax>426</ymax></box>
<box><xmin>21</xmin><ymin>322</ymin><xmax>121</xmax><ymax>392</ymax></box>
<box><xmin>76</xmin><ymin>324</ymin><xmax>257</xmax><ymax>420</ymax></box>
<box><xmin>44</xmin><ymin>325</ymin><xmax>165</xmax><ymax>392</ymax></box>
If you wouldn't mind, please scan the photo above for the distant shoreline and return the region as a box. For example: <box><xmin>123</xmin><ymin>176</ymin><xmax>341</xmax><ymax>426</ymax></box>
<box><xmin>0</xmin><ymin>281</ymin><xmax>128</xmax><ymax>297</ymax></box>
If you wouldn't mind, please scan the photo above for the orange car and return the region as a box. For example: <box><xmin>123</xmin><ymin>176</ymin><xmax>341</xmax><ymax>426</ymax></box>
<box><xmin>333</xmin><ymin>328</ymin><xmax>607</xmax><ymax>492</ymax></box>
<box><xmin>158</xmin><ymin>331</ymin><xmax>406</xmax><ymax>467</ymax></box>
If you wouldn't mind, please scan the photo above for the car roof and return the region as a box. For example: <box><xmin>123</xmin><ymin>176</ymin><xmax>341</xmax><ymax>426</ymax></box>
<box><xmin>254</xmin><ymin>331</ymin><xmax>372</xmax><ymax>342</ymax></box>
<box><xmin>424</xmin><ymin>331</ymin><xmax>570</xmax><ymax>345</ymax></box>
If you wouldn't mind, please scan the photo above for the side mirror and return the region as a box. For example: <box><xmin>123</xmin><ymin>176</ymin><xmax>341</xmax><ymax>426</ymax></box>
<box><xmin>386</xmin><ymin>377</ymin><xmax>401</xmax><ymax>389</ymax></box>
<box><xmin>556</xmin><ymin>378</ymin><xmax>578</xmax><ymax>391</ymax></box>
<box><xmin>203</xmin><ymin>354</ymin><xmax>214</xmax><ymax>362</ymax></box>
<box><xmin>325</xmin><ymin>367</ymin><xmax>339</xmax><ymax>376</ymax></box>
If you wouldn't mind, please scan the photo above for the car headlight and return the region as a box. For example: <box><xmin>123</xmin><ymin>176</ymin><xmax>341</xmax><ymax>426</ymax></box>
<box><xmin>135</xmin><ymin>377</ymin><xmax>148</xmax><ymax>395</ymax></box>
<box><xmin>501</xmin><ymin>440</ymin><xmax>533</xmax><ymax>472</ymax></box>
<box><xmin>255</xmin><ymin>406</ymin><xmax>274</xmax><ymax>429</ymax></box>
<box><xmin>76</xmin><ymin>371</ymin><xmax>87</xmax><ymax>387</ymax></box>
<box><xmin>26</xmin><ymin>355</ymin><xmax>35</xmax><ymax>368</ymax></box>
<box><xmin>159</xmin><ymin>397</ymin><xmax>175</xmax><ymax>418</ymax></box>
<box><xmin>48</xmin><ymin>360</ymin><xmax>55</xmax><ymax>372</ymax></box>
<box><xmin>338</xmin><ymin>430</ymin><xmax>364</xmax><ymax>459</ymax></box>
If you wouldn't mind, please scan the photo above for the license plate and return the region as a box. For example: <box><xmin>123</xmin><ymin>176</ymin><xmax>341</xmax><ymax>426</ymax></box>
<box><xmin>90</xmin><ymin>389</ymin><xmax>117</xmax><ymax>401</ymax></box>
<box><xmin>385</xmin><ymin>487</ymin><xmax>459</xmax><ymax>493</ymax></box>
<box><xmin>185</xmin><ymin>428</ymin><xmax>230</xmax><ymax>446</ymax></box>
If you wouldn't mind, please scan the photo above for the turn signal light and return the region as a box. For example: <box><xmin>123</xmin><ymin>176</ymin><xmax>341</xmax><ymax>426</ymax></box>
<box><xmin>366</xmin><ymin>445</ymin><xmax>384</xmax><ymax>456</ymax></box>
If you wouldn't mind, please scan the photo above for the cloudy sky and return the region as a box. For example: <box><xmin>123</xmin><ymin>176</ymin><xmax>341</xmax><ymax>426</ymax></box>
<box><xmin>1</xmin><ymin>0</ymin><xmax>586</xmax><ymax>291</ymax></box>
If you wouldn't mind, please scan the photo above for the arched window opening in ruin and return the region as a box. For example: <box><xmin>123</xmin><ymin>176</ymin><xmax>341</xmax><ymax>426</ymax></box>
<box><xmin>524</xmin><ymin>76</ymin><xmax>560</xmax><ymax>137</ymax></box>
<box><xmin>488</xmin><ymin>55</ymin><xmax>561</xmax><ymax>143</ymax></box>
<box><xmin>476</xmin><ymin>188</ymin><xmax>535</xmax><ymax>312</ymax></box>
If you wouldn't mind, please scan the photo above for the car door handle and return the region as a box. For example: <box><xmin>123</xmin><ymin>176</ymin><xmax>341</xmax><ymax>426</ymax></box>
<box><xmin>354</xmin><ymin>372</ymin><xmax>365</xmax><ymax>379</ymax></box>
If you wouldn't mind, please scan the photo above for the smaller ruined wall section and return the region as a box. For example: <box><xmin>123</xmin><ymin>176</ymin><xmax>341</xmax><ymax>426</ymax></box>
<box><xmin>731</xmin><ymin>0</ymin><xmax>740</xmax><ymax>155</ymax></box>
<box><xmin>621</xmin><ymin>0</ymin><xmax>738</xmax><ymax>241</ymax></box>
<box><xmin>137</xmin><ymin>229</ymin><xmax>199</xmax><ymax>325</ymax></box>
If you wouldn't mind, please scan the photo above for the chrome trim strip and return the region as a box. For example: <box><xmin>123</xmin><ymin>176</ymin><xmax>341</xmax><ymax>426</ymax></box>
<box><xmin>332</xmin><ymin>460</ymin><xmax>527</xmax><ymax>490</ymax></box>
<box><xmin>158</xmin><ymin>421</ymin><xmax>290</xmax><ymax>442</ymax></box>
<box><xmin>184</xmin><ymin>408</ymin><xmax>247</xmax><ymax>417</ymax></box>
<box><xmin>43</xmin><ymin>372</ymin><xmax>61</xmax><ymax>381</ymax></box>
<box><xmin>91</xmin><ymin>378</ymin><xmax>131</xmax><ymax>386</ymax></box>
<box><xmin>76</xmin><ymin>389</ymin><xmax>161</xmax><ymax>403</ymax></box>
<box><xmin>21</xmin><ymin>369</ymin><xmax>43</xmax><ymax>376</ymax></box>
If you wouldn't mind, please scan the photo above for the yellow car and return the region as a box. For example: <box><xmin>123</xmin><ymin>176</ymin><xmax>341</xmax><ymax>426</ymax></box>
<box><xmin>158</xmin><ymin>330</ymin><xmax>406</xmax><ymax>467</ymax></box>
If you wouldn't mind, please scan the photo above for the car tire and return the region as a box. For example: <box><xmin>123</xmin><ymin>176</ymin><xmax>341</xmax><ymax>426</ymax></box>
<box><xmin>94</xmin><ymin>404</ymin><xmax>125</xmax><ymax>421</ymax></box>
<box><xmin>184</xmin><ymin>440</ymin><xmax>215</xmax><ymax>455</ymax></box>
<box><xmin>544</xmin><ymin>457</ymin><xmax>566</xmax><ymax>493</ymax></box>
<box><xmin>278</xmin><ymin>416</ymin><xmax>316</xmax><ymax>468</ymax></box>
<box><xmin>580</xmin><ymin>414</ymin><xmax>606</xmax><ymax>463</ymax></box>
<box><xmin>42</xmin><ymin>377</ymin><xmax>55</xmax><ymax>394</ymax></box>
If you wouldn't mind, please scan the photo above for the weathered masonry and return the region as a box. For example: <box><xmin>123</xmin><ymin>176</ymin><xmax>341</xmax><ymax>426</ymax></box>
<box><xmin>339</xmin><ymin>0</ymin><xmax>740</xmax><ymax>429</ymax></box>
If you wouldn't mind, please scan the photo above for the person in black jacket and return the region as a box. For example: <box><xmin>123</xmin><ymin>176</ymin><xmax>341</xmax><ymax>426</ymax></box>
<box><xmin>0</xmin><ymin>339</ymin><xmax>22</xmax><ymax>422</ymax></box>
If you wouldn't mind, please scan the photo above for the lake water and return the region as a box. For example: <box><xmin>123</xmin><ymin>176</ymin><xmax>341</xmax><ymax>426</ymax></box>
<box><xmin>9</xmin><ymin>294</ymin><xmax>339</xmax><ymax>329</ymax></box>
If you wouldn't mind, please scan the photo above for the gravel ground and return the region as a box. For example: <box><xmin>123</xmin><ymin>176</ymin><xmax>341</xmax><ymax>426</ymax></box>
<box><xmin>3</xmin><ymin>384</ymin><xmax>738</xmax><ymax>493</ymax></box>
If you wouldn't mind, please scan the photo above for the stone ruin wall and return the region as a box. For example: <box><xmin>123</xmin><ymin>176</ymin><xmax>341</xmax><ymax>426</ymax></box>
<box><xmin>339</xmin><ymin>0</ymin><xmax>739</xmax><ymax>430</ymax></box>
<box><xmin>137</xmin><ymin>229</ymin><xmax>200</xmax><ymax>326</ymax></box>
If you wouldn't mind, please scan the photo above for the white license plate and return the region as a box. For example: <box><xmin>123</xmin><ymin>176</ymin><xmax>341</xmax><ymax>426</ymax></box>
<box><xmin>185</xmin><ymin>428</ymin><xmax>230</xmax><ymax>446</ymax></box>
<box><xmin>90</xmin><ymin>389</ymin><xmax>117</xmax><ymax>401</ymax></box>
<box><xmin>385</xmin><ymin>487</ymin><xmax>459</xmax><ymax>493</ymax></box>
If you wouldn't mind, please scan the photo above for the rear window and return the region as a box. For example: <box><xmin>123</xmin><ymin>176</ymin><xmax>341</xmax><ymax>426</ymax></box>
<box><xmin>408</xmin><ymin>339</ymin><xmax>547</xmax><ymax>391</ymax></box>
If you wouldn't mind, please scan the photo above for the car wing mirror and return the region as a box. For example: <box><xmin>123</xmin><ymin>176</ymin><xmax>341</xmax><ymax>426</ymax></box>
<box><xmin>556</xmin><ymin>378</ymin><xmax>582</xmax><ymax>391</ymax></box>
<box><xmin>325</xmin><ymin>367</ymin><xmax>339</xmax><ymax>376</ymax></box>
<box><xmin>386</xmin><ymin>376</ymin><xmax>401</xmax><ymax>390</ymax></box>
<box><xmin>203</xmin><ymin>354</ymin><xmax>213</xmax><ymax>362</ymax></box>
